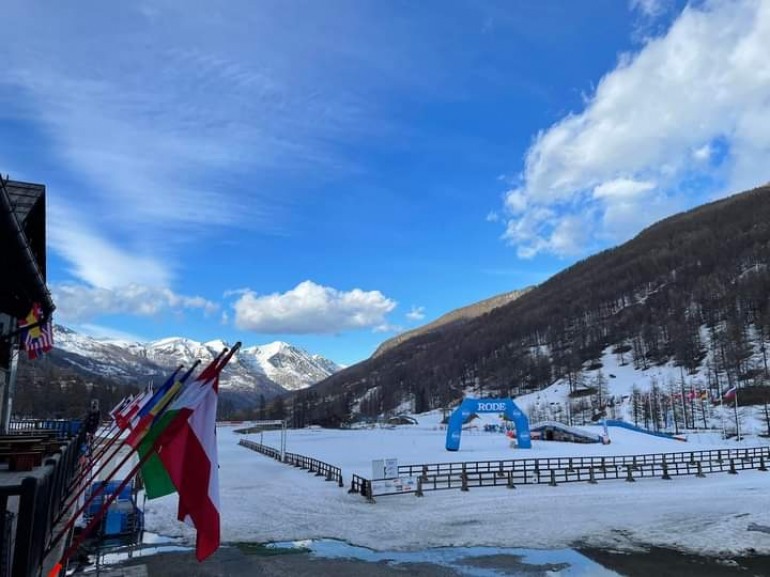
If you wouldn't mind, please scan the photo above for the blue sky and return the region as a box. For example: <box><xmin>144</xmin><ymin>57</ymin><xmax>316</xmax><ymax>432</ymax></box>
<box><xmin>2</xmin><ymin>0</ymin><xmax>769</xmax><ymax>366</ymax></box>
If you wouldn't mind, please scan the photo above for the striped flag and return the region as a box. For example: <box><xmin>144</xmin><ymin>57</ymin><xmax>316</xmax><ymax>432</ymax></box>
<box><xmin>139</xmin><ymin>348</ymin><xmax>235</xmax><ymax>561</ymax></box>
<box><xmin>18</xmin><ymin>303</ymin><xmax>53</xmax><ymax>359</ymax></box>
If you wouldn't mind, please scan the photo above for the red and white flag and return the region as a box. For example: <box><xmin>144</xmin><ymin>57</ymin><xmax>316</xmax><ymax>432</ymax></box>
<box><xmin>156</xmin><ymin>364</ymin><xmax>222</xmax><ymax>561</ymax></box>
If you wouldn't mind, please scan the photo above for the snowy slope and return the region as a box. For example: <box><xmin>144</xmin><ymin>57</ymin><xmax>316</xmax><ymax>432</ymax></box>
<box><xmin>144</xmin><ymin>424</ymin><xmax>770</xmax><ymax>557</ymax></box>
<box><xmin>511</xmin><ymin>341</ymin><xmax>767</xmax><ymax>437</ymax></box>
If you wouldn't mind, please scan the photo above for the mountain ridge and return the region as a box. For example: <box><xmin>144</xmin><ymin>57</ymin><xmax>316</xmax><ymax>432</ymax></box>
<box><xmin>372</xmin><ymin>288</ymin><xmax>533</xmax><ymax>358</ymax></box>
<box><xmin>293</xmin><ymin>184</ymin><xmax>770</xmax><ymax>426</ymax></box>
<box><xmin>50</xmin><ymin>325</ymin><xmax>342</xmax><ymax>403</ymax></box>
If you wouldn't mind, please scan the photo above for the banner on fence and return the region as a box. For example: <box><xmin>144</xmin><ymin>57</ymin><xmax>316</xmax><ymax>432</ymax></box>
<box><xmin>371</xmin><ymin>476</ymin><xmax>418</xmax><ymax>496</ymax></box>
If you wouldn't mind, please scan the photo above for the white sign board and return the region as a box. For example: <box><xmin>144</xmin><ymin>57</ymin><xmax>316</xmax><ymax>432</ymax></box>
<box><xmin>384</xmin><ymin>458</ymin><xmax>398</xmax><ymax>479</ymax></box>
<box><xmin>372</xmin><ymin>458</ymin><xmax>399</xmax><ymax>480</ymax></box>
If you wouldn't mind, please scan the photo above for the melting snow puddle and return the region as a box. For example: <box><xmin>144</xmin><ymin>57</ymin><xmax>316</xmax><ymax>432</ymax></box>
<box><xmin>265</xmin><ymin>539</ymin><xmax>621</xmax><ymax>576</ymax></box>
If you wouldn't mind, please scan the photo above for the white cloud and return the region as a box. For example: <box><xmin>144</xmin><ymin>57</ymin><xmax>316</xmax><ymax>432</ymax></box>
<box><xmin>593</xmin><ymin>178</ymin><xmax>656</xmax><ymax>200</ymax></box>
<box><xmin>502</xmin><ymin>0</ymin><xmax>770</xmax><ymax>258</ymax></box>
<box><xmin>232</xmin><ymin>280</ymin><xmax>396</xmax><ymax>334</ymax></box>
<box><xmin>692</xmin><ymin>143</ymin><xmax>713</xmax><ymax>161</ymax></box>
<box><xmin>630</xmin><ymin>0</ymin><xmax>671</xmax><ymax>19</ymax></box>
<box><xmin>406</xmin><ymin>306</ymin><xmax>426</xmax><ymax>321</ymax></box>
<box><xmin>47</xmin><ymin>202</ymin><xmax>171</xmax><ymax>289</ymax></box>
<box><xmin>373</xmin><ymin>323</ymin><xmax>403</xmax><ymax>334</ymax></box>
<box><xmin>504</xmin><ymin>189</ymin><xmax>528</xmax><ymax>214</ymax></box>
<box><xmin>71</xmin><ymin>323</ymin><xmax>147</xmax><ymax>343</ymax></box>
<box><xmin>0</xmin><ymin>2</ymin><xmax>437</xmax><ymax>232</ymax></box>
<box><xmin>52</xmin><ymin>283</ymin><xmax>218</xmax><ymax>323</ymax></box>
<box><xmin>0</xmin><ymin>2</ymin><xmax>443</xmax><ymax>289</ymax></box>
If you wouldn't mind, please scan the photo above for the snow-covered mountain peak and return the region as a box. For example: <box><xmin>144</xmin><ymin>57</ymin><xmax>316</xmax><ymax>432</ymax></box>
<box><xmin>258</xmin><ymin>340</ymin><xmax>294</xmax><ymax>358</ymax></box>
<box><xmin>204</xmin><ymin>339</ymin><xmax>230</xmax><ymax>351</ymax></box>
<box><xmin>50</xmin><ymin>325</ymin><xmax>341</xmax><ymax>399</ymax></box>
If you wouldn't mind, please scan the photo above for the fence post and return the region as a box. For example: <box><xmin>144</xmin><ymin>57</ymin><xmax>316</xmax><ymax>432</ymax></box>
<box><xmin>365</xmin><ymin>480</ymin><xmax>376</xmax><ymax>504</ymax></box>
<box><xmin>507</xmin><ymin>470</ymin><xmax>515</xmax><ymax>489</ymax></box>
<box><xmin>759</xmin><ymin>456</ymin><xmax>768</xmax><ymax>472</ymax></box>
<box><xmin>567</xmin><ymin>458</ymin><xmax>574</xmax><ymax>473</ymax></box>
<box><xmin>625</xmin><ymin>465</ymin><xmax>635</xmax><ymax>483</ymax></box>
<box><xmin>588</xmin><ymin>467</ymin><xmax>597</xmax><ymax>485</ymax></box>
<box><xmin>415</xmin><ymin>477</ymin><xmax>424</xmax><ymax>498</ymax></box>
<box><xmin>661</xmin><ymin>461</ymin><xmax>671</xmax><ymax>481</ymax></box>
<box><xmin>689</xmin><ymin>452</ymin><xmax>696</xmax><ymax>465</ymax></box>
<box><xmin>497</xmin><ymin>463</ymin><xmax>504</xmax><ymax>478</ymax></box>
<box><xmin>548</xmin><ymin>470</ymin><xmax>557</xmax><ymax>487</ymax></box>
<box><xmin>461</xmin><ymin>468</ymin><xmax>469</xmax><ymax>492</ymax></box>
<box><xmin>421</xmin><ymin>465</ymin><xmax>429</xmax><ymax>482</ymax></box>
<box><xmin>728</xmin><ymin>459</ymin><xmax>737</xmax><ymax>475</ymax></box>
<box><xmin>12</xmin><ymin>477</ymin><xmax>39</xmax><ymax>577</ymax></box>
<box><xmin>338</xmin><ymin>473</ymin><xmax>344</xmax><ymax>488</ymax></box>
<box><xmin>696</xmin><ymin>462</ymin><xmax>705</xmax><ymax>478</ymax></box>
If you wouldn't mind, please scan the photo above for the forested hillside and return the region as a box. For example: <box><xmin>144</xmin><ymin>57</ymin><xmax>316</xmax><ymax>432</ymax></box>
<box><xmin>291</xmin><ymin>184</ymin><xmax>770</xmax><ymax>427</ymax></box>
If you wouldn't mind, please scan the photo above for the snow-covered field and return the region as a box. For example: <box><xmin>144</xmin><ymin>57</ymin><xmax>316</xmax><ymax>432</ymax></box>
<box><xmin>143</xmin><ymin>411</ymin><xmax>770</xmax><ymax>557</ymax></box>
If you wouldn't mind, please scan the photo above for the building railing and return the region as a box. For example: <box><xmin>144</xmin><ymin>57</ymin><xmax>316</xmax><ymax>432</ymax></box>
<box><xmin>6</xmin><ymin>419</ymin><xmax>81</xmax><ymax>439</ymax></box>
<box><xmin>1</xmin><ymin>421</ymin><xmax>86</xmax><ymax>577</ymax></box>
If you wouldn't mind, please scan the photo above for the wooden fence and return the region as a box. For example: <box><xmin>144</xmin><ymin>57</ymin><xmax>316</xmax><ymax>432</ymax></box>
<box><xmin>348</xmin><ymin>474</ymin><xmax>374</xmax><ymax>502</ymax></box>
<box><xmin>238</xmin><ymin>439</ymin><xmax>343</xmax><ymax>487</ymax></box>
<box><xmin>358</xmin><ymin>446</ymin><xmax>770</xmax><ymax>500</ymax></box>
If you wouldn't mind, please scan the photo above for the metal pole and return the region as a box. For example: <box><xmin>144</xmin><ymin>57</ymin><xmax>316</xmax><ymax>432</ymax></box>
<box><xmin>0</xmin><ymin>343</ymin><xmax>19</xmax><ymax>434</ymax></box>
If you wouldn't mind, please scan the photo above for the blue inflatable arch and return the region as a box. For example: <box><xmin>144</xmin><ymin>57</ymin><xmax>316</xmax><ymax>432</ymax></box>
<box><xmin>445</xmin><ymin>397</ymin><xmax>531</xmax><ymax>451</ymax></box>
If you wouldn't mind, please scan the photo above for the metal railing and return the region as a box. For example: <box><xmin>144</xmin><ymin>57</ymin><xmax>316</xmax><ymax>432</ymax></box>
<box><xmin>6</xmin><ymin>419</ymin><xmax>81</xmax><ymax>439</ymax></box>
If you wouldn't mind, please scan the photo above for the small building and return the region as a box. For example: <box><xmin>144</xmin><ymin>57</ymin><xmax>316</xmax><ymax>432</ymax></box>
<box><xmin>386</xmin><ymin>415</ymin><xmax>418</xmax><ymax>426</ymax></box>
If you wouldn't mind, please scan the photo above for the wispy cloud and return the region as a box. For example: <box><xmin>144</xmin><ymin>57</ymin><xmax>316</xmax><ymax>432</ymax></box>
<box><xmin>0</xmin><ymin>1</ymin><xmax>442</xmax><ymax>289</ymax></box>
<box><xmin>52</xmin><ymin>283</ymin><xmax>218</xmax><ymax>323</ymax></box>
<box><xmin>47</xmin><ymin>201</ymin><xmax>171</xmax><ymax>289</ymax></box>
<box><xmin>406</xmin><ymin>306</ymin><xmax>426</xmax><ymax>322</ymax></box>
<box><xmin>70</xmin><ymin>323</ymin><xmax>149</xmax><ymax>343</ymax></box>
<box><xmin>629</xmin><ymin>0</ymin><xmax>672</xmax><ymax>19</ymax></box>
<box><xmin>501</xmin><ymin>0</ymin><xmax>770</xmax><ymax>258</ymax></box>
<box><xmin>232</xmin><ymin>280</ymin><xmax>396</xmax><ymax>334</ymax></box>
